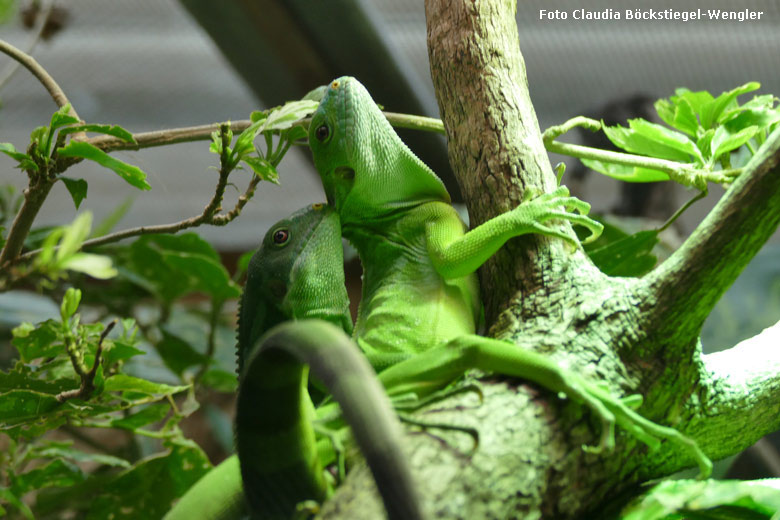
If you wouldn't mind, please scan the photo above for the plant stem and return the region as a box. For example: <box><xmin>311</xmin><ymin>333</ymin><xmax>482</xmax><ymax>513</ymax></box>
<box><xmin>0</xmin><ymin>38</ymin><xmax>79</xmax><ymax>120</ymax></box>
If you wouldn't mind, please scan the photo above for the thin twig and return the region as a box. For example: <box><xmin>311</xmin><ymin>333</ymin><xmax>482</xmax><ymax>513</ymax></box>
<box><xmin>0</xmin><ymin>0</ymin><xmax>56</xmax><ymax>91</ymax></box>
<box><xmin>0</xmin><ymin>37</ymin><xmax>78</xmax><ymax>119</ymax></box>
<box><xmin>56</xmin><ymin>319</ymin><xmax>117</xmax><ymax>402</ymax></box>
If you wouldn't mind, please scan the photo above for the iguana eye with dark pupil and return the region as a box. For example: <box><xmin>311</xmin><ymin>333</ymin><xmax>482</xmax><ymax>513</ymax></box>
<box><xmin>273</xmin><ymin>229</ymin><xmax>289</xmax><ymax>244</ymax></box>
<box><xmin>315</xmin><ymin>125</ymin><xmax>329</xmax><ymax>142</ymax></box>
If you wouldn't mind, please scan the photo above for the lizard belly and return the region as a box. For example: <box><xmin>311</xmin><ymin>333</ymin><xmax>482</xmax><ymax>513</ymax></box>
<box><xmin>355</xmin><ymin>270</ymin><xmax>478</xmax><ymax>369</ymax></box>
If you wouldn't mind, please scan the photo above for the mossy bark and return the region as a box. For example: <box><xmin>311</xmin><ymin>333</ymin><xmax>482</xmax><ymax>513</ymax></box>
<box><xmin>318</xmin><ymin>1</ymin><xmax>780</xmax><ymax>518</ymax></box>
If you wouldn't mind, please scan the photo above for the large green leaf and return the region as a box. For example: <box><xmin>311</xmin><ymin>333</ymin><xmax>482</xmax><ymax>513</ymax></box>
<box><xmin>110</xmin><ymin>403</ymin><xmax>170</xmax><ymax>430</ymax></box>
<box><xmin>157</xmin><ymin>329</ymin><xmax>207</xmax><ymax>376</ymax></box>
<box><xmin>585</xmin><ymin>230</ymin><xmax>659</xmax><ymax>277</ymax></box>
<box><xmin>0</xmin><ymin>390</ymin><xmax>62</xmax><ymax>423</ymax></box>
<box><xmin>602</xmin><ymin>123</ymin><xmax>692</xmax><ymax>162</ymax></box>
<box><xmin>11</xmin><ymin>459</ymin><xmax>84</xmax><ymax>497</ymax></box>
<box><xmin>700</xmin><ymin>81</ymin><xmax>761</xmax><ymax>129</ymax></box>
<box><xmin>710</xmin><ymin>126</ymin><xmax>759</xmax><ymax>160</ymax></box>
<box><xmin>628</xmin><ymin>119</ymin><xmax>702</xmax><ymax>163</ymax></box>
<box><xmin>57</xmin><ymin>142</ymin><xmax>151</xmax><ymax>191</ymax></box>
<box><xmin>11</xmin><ymin>320</ymin><xmax>61</xmax><ymax>362</ymax></box>
<box><xmin>86</xmin><ymin>440</ymin><xmax>211</xmax><ymax>520</ymax></box>
<box><xmin>124</xmin><ymin>233</ymin><xmax>239</xmax><ymax>302</ymax></box>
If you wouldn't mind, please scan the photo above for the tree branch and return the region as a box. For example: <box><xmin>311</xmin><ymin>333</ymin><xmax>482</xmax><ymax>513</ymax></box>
<box><xmin>642</xmin><ymin>128</ymin><xmax>780</xmax><ymax>345</ymax></box>
<box><xmin>0</xmin><ymin>37</ymin><xmax>78</xmax><ymax>120</ymax></box>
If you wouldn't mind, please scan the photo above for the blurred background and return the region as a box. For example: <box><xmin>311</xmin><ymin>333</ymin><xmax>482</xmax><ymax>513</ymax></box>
<box><xmin>0</xmin><ymin>0</ymin><xmax>778</xmax><ymax>479</ymax></box>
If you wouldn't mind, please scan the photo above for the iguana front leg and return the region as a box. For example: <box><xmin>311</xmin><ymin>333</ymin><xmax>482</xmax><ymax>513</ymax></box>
<box><xmin>424</xmin><ymin>186</ymin><xmax>603</xmax><ymax>280</ymax></box>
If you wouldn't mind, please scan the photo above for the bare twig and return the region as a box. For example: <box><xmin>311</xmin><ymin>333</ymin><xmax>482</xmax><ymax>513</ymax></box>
<box><xmin>0</xmin><ymin>0</ymin><xmax>56</xmax><ymax>91</ymax></box>
<box><xmin>0</xmin><ymin>37</ymin><xmax>78</xmax><ymax>119</ymax></box>
<box><xmin>56</xmin><ymin>319</ymin><xmax>117</xmax><ymax>402</ymax></box>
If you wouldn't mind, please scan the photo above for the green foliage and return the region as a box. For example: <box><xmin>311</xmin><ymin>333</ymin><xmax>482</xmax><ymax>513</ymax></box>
<box><xmin>0</xmin><ymin>285</ymin><xmax>212</xmax><ymax>517</ymax></box>
<box><xmin>621</xmin><ymin>479</ymin><xmax>780</xmax><ymax>519</ymax></box>
<box><xmin>0</xmin><ymin>103</ymin><xmax>144</xmax><ymax>210</ymax></box>
<box><xmin>583</xmin><ymin>82</ymin><xmax>779</xmax><ymax>182</ymax></box>
<box><xmin>581</xmin><ymin>221</ymin><xmax>659</xmax><ymax>277</ymax></box>
<box><xmin>210</xmin><ymin>99</ymin><xmax>319</xmax><ymax>183</ymax></box>
<box><xmin>32</xmin><ymin>211</ymin><xmax>118</xmax><ymax>281</ymax></box>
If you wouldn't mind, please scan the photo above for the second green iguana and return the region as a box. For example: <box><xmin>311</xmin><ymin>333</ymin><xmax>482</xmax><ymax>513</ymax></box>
<box><xmin>165</xmin><ymin>204</ymin><xmax>423</xmax><ymax>520</ymax></box>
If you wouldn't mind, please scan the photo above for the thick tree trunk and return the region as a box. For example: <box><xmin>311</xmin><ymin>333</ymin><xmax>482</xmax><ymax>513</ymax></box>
<box><xmin>318</xmin><ymin>1</ymin><xmax>780</xmax><ymax>518</ymax></box>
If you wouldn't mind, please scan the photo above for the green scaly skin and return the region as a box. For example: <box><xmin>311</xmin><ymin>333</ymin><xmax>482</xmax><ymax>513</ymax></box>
<box><xmin>307</xmin><ymin>76</ymin><xmax>712</xmax><ymax>477</ymax></box>
<box><xmin>165</xmin><ymin>204</ymin><xmax>423</xmax><ymax>520</ymax></box>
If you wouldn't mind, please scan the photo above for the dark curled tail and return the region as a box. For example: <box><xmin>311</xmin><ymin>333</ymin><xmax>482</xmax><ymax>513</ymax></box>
<box><xmin>238</xmin><ymin>319</ymin><xmax>425</xmax><ymax>520</ymax></box>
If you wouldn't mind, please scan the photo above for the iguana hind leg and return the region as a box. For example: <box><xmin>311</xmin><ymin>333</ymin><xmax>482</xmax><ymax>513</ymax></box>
<box><xmin>378</xmin><ymin>334</ymin><xmax>712</xmax><ymax>478</ymax></box>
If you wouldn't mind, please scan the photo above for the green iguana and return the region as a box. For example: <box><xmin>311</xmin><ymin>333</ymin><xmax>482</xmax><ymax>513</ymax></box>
<box><xmin>306</xmin><ymin>76</ymin><xmax>712</xmax><ymax>476</ymax></box>
<box><xmin>165</xmin><ymin>204</ymin><xmax>423</xmax><ymax>520</ymax></box>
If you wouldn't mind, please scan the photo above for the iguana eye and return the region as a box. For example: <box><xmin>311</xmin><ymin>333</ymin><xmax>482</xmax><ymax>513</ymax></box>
<box><xmin>272</xmin><ymin>228</ymin><xmax>289</xmax><ymax>245</ymax></box>
<box><xmin>315</xmin><ymin>124</ymin><xmax>330</xmax><ymax>142</ymax></box>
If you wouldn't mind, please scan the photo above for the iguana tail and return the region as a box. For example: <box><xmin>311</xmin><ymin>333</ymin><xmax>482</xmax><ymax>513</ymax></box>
<box><xmin>237</xmin><ymin>319</ymin><xmax>424</xmax><ymax>520</ymax></box>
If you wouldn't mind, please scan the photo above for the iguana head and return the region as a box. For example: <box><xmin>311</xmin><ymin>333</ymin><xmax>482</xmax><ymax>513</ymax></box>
<box><xmin>308</xmin><ymin>76</ymin><xmax>450</xmax><ymax>224</ymax></box>
<box><xmin>236</xmin><ymin>203</ymin><xmax>352</xmax><ymax>376</ymax></box>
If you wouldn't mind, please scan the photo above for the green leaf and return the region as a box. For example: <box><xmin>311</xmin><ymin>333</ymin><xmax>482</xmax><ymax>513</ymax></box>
<box><xmin>722</xmin><ymin>108</ymin><xmax>780</xmax><ymax>134</ymax></box>
<box><xmin>0</xmin><ymin>390</ymin><xmax>61</xmax><ymax>423</ymax></box>
<box><xmin>57</xmin><ymin>142</ymin><xmax>151</xmax><ymax>190</ymax></box>
<box><xmin>700</xmin><ymin>81</ymin><xmax>761</xmax><ymax>129</ymax></box>
<box><xmin>232</xmin><ymin>120</ymin><xmax>264</xmax><ymax>160</ymax></box>
<box><xmin>209</xmin><ymin>129</ymin><xmax>223</xmax><ymax>155</ymax></box>
<box><xmin>102</xmin><ymin>339</ymin><xmax>144</xmax><ymax>366</ymax></box>
<box><xmin>157</xmin><ymin>329</ymin><xmax>206</xmax><ymax>376</ymax></box>
<box><xmin>580</xmin><ymin>159</ymin><xmax>669</xmax><ymax>183</ymax></box>
<box><xmin>0</xmin><ymin>142</ymin><xmax>34</xmax><ymax>166</ymax></box>
<box><xmin>124</xmin><ymin>233</ymin><xmax>239</xmax><ymax>302</ymax></box>
<box><xmin>11</xmin><ymin>320</ymin><xmax>61</xmax><ymax>362</ymax></box>
<box><xmin>241</xmin><ymin>156</ymin><xmax>280</xmax><ymax>184</ymax></box>
<box><xmin>49</xmin><ymin>104</ymin><xmax>80</xmax><ymax>131</ymax></box>
<box><xmin>653</xmin><ymin>99</ymin><xmax>675</xmax><ymax>128</ymax></box>
<box><xmin>56</xmin><ymin>211</ymin><xmax>92</xmax><ymax>263</ymax></box>
<box><xmin>673</xmin><ymin>88</ymin><xmax>715</xmax><ymax>116</ymax></box>
<box><xmin>586</xmin><ymin>230</ymin><xmax>659</xmax><ymax>277</ymax></box>
<box><xmin>672</xmin><ymin>98</ymin><xmax>699</xmax><ymax>137</ymax></box>
<box><xmin>602</xmin><ymin>123</ymin><xmax>692</xmax><ymax>162</ymax></box>
<box><xmin>60</xmin><ymin>177</ymin><xmax>88</xmax><ymax>209</ymax></box>
<box><xmin>91</xmin><ymin>196</ymin><xmax>133</xmax><ymax>238</ymax></box>
<box><xmin>60</xmin><ymin>288</ymin><xmax>81</xmax><ymax>321</ymax></box>
<box><xmin>697</xmin><ymin>129</ymin><xmax>715</xmax><ymax>160</ymax></box>
<box><xmin>621</xmin><ymin>479</ymin><xmax>780</xmax><ymax>520</ymax></box>
<box><xmin>59</xmin><ymin>123</ymin><xmax>136</xmax><ymax>143</ymax></box>
<box><xmin>0</xmin><ymin>364</ymin><xmax>77</xmax><ymax>394</ymax></box>
<box><xmin>102</xmin><ymin>375</ymin><xmax>189</xmax><ymax>397</ymax></box>
<box><xmin>32</xmin><ymin>442</ymin><xmax>130</xmax><ymax>469</ymax></box>
<box><xmin>262</xmin><ymin>99</ymin><xmax>319</xmax><ymax>131</ymax></box>
<box><xmin>12</xmin><ymin>459</ymin><xmax>83</xmax><ymax>496</ymax></box>
<box><xmin>0</xmin><ymin>488</ymin><xmax>34</xmax><ymax>520</ymax></box>
<box><xmin>201</xmin><ymin>369</ymin><xmax>238</xmax><ymax>393</ymax></box>
<box><xmin>628</xmin><ymin>119</ymin><xmax>702</xmax><ymax>163</ymax></box>
<box><xmin>711</xmin><ymin>125</ymin><xmax>759</xmax><ymax>160</ymax></box>
<box><xmin>61</xmin><ymin>253</ymin><xmax>118</xmax><ymax>279</ymax></box>
<box><xmin>250</xmin><ymin>110</ymin><xmax>268</xmax><ymax>124</ymax></box>
<box><xmin>86</xmin><ymin>440</ymin><xmax>211</xmax><ymax>520</ymax></box>
<box><xmin>111</xmin><ymin>403</ymin><xmax>170</xmax><ymax>430</ymax></box>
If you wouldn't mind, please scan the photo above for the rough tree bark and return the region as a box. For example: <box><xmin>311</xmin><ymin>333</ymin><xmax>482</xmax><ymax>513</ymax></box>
<box><xmin>318</xmin><ymin>1</ymin><xmax>780</xmax><ymax>518</ymax></box>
